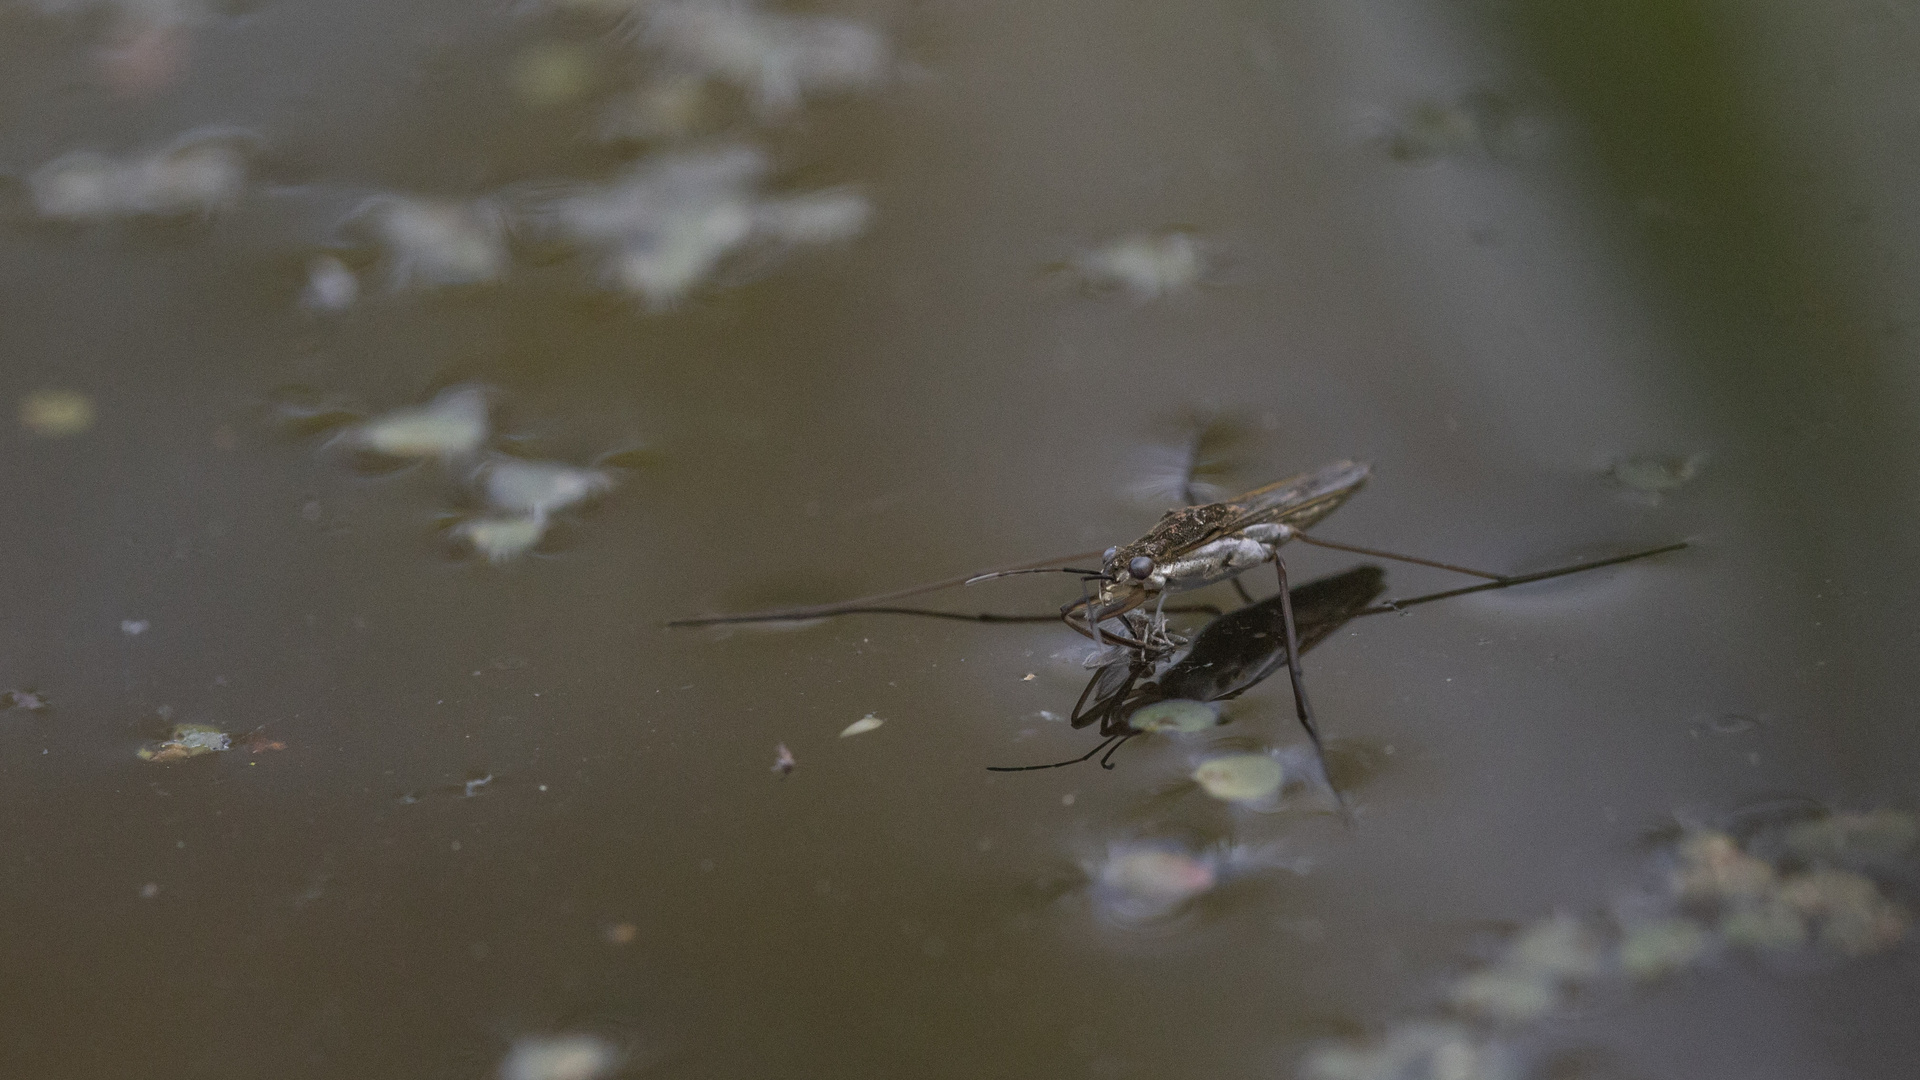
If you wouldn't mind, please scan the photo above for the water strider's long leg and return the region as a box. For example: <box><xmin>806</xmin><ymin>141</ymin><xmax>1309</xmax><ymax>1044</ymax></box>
<box><xmin>1350</xmin><ymin>542</ymin><xmax>1688</xmax><ymax>616</ymax></box>
<box><xmin>987</xmin><ymin>733</ymin><xmax>1127</xmax><ymax>772</ymax></box>
<box><xmin>1291</xmin><ymin>532</ymin><xmax>1505</xmax><ymax>579</ymax></box>
<box><xmin>699</xmin><ymin>603</ymin><xmax>1225</xmax><ymax>624</ymax></box>
<box><xmin>754</xmin><ymin>544</ymin><xmax>1683</xmax><ymax>628</ymax></box>
<box><xmin>665</xmin><ymin>551</ymin><xmax>1106</xmax><ymax>627</ymax></box>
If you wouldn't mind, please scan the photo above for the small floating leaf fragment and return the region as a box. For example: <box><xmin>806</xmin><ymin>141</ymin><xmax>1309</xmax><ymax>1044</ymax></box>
<box><xmin>454</xmin><ymin>515</ymin><xmax>549</xmax><ymax>564</ymax></box>
<box><xmin>498</xmin><ymin>1033</ymin><xmax>622</xmax><ymax>1080</ymax></box>
<box><xmin>1671</xmin><ymin>830</ymin><xmax>1775</xmax><ymax>902</ymax></box>
<box><xmin>750</xmin><ymin>188</ymin><xmax>870</xmax><ymax>245</ymax></box>
<box><xmin>840</xmin><ymin>714</ymin><xmax>884</xmax><ymax>737</ymax></box>
<box><xmin>138</xmin><ymin>724</ymin><xmax>230</xmax><ymax>762</ymax></box>
<box><xmin>1091</xmin><ymin>843</ymin><xmax>1218</xmax><ymax>922</ymax></box>
<box><xmin>28</xmin><ymin>131</ymin><xmax>251</xmax><ymax>221</ymax></box>
<box><xmin>20</xmin><ymin>389</ymin><xmax>95</xmax><ymax>437</ymax></box>
<box><xmin>1609</xmin><ymin>453</ymin><xmax>1704</xmax><ymax>498</ymax></box>
<box><xmin>1449</xmin><ymin>967</ymin><xmax>1558</xmax><ymax>1023</ymax></box>
<box><xmin>1101</xmin><ymin>848</ymin><xmax>1214</xmax><ymax>900</ymax></box>
<box><xmin>3</xmin><ymin>689</ymin><xmax>49</xmax><ymax>712</ymax></box>
<box><xmin>1775</xmin><ymin>869</ymin><xmax>1909</xmax><ymax>955</ymax></box>
<box><xmin>335</xmin><ymin>384</ymin><xmax>490</xmax><ymax>460</ymax></box>
<box><xmin>358</xmin><ymin>196</ymin><xmax>510</xmax><ymax>287</ymax></box>
<box><xmin>1616</xmin><ymin>917</ymin><xmax>1710</xmax><ymax>979</ymax></box>
<box><xmin>772</xmin><ymin>742</ymin><xmax>795</xmax><ymax>776</ymax></box>
<box><xmin>1719</xmin><ymin>899</ymin><xmax>1809</xmax><ymax>951</ymax></box>
<box><xmin>641</xmin><ymin>0</ymin><xmax>891</xmax><ymax>115</ymax></box>
<box><xmin>1072</xmin><ymin>231</ymin><xmax>1205</xmax><ymax>299</ymax></box>
<box><xmin>1782</xmin><ymin>810</ymin><xmax>1918</xmax><ymax>864</ymax></box>
<box><xmin>301</xmin><ymin>255</ymin><xmax>359</xmax><ymax>311</ymax></box>
<box><xmin>1191</xmin><ymin>753</ymin><xmax>1283</xmax><ymax>803</ymax></box>
<box><xmin>1301</xmin><ymin>1022</ymin><xmax>1514</xmax><ymax>1080</ymax></box>
<box><xmin>1129</xmin><ymin>699</ymin><xmax>1218</xmax><ymax>734</ymax></box>
<box><xmin>476</xmin><ymin>456</ymin><xmax>616</xmax><ymax>516</ymax></box>
<box><xmin>1508</xmin><ymin>913</ymin><xmax>1606</xmax><ymax>979</ymax></box>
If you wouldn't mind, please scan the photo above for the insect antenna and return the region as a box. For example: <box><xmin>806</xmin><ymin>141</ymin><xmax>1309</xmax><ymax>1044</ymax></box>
<box><xmin>986</xmin><ymin>734</ymin><xmax>1126</xmax><ymax>772</ymax></box>
<box><xmin>965</xmin><ymin>566</ymin><xmax>1108</xmax><ymax>583</ymax></box>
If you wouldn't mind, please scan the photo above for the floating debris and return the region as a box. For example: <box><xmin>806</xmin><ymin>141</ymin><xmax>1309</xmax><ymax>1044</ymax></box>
<box><xmin>839</xmin><ymin>713</ymin><xmax>884</xmax><ymax>737</ymax></box>
<box><xmin>1449</xmin><ymin>914</ymin><xmax>1606</xmax><ymax>1023</ymax></box>
<box><xmin>137</xmin><ymin>723</ymin><xmax>230</xmax><ymax>762</ymax></box>
<box><xmin>602</xmin><ymin>922</ymin><xmax>638</xmax><ymax>945</ymax></box>
<box><xmin>1127</xmin><ymin>699</ymin><xmax>1217</xmax><ymax>734</ymax></box>
<box><xmin>2</xmin><ymin>690</ymin><xmax>49</xmax><ymax>712</ymax></box>
<box><xmin>539</xmin><ymin>146</ymin><xmax>869</xmax><ymax>306</ymax></box>
<box><xmin>750</xmin><ymin>188</ymin><xmax>871</xmax><ymax>246</ymax></box>
<box><xmin>355</xmin><ymin>196</ymin><xmax>511</xmax><ymax>288</ymax></box>
<box><xmin>1091</xmin><ymin>844</ymin><xmax>1217</xmax><ymax>923</ymax></box>
<box><xmin>498</xmin><ymin>1033</ymin><xmax>623</xmax><ymax>1080</ymax></box>
<box><xmin>19</xmin><ymin>389</ymin><xmax>95</xmax><ymax>437</ymax></box>
<box><xmin>640</xmin><ymin>0</ymin><xmax>891</xmax><ymax>115</ymax></box>
<box><xmin>772</xmin><ymin>742</ymin><xmax>795</xmax><ymax>776</ymax></box>
<box><xmin>331</xmin><ymin>385</ymin><xmax>490</xmax><ymax>461</ymax></box>
<box><xmin>1449</xmin><ymin>967</ymin><xmax>1559</xmax><ymax>1025</ymax></box>
<box><xmin>1507</xmin><ymin>913</ymin><xmax>1607</xmax><ymax>980</ymax></box>
<box><xmin>1086</xmin><ymin>839</ymin><xmax>1306</xmax><ymax>925</ymax></box>
<box><xmin>1671</xmin><ymin>830</ymin><xmax>1776</xmax><ymax>902</ymax></box>
<box><xmin>1718</xmin><ymin>897</ymin><xmax>1809</xmax><ymax>951</ymax></box>
<box><xmin>1608</xmin><ymin>454</ymin><xmax>1705</xmax><ymax>503</ymax></box>
<box><xmin>1616</xmin><ymin>916</ymin><xmax>1711</xmax><ymax>980</ymax></box>
<box><xmin>454</xmin><ymin>514</ymin><xmax>549</xmax><ymax>564</ymax></box>
<box><xmin>464</xmin><ymin>774</ymin><xmax>495</xmax><ymax>797</ymax></box>
<box><xmin>1071</xmin><ymin>231</ymin><xmax>1206</xmax><ymax>300</ymax></box>
<box><xmin>474</xmin><ymin>455</ymin><xmax>616</xmax><ymax>516</ymax></box>
<box><xmin>1302</xmin><ymin>1022</ymin><xmax>1515</xmax><ymax>1080</ymax></box>
<box><xmin>1774</xmin><ymin>869</ymin><xmax>1909</xmax><ymax>956</ymax></box>
<box><xmin>235</xmin><ymin>730</ymin><xmax>286</xmax><ymax>754</ymax></box>
<box><xmin>28</xmin><ymin>130</ymin><xmax>249</xmax><ymax>221</ymax></box>
<box><xmin>1191</xmin><ymin>753</ymin><xmax>1283</xmax><ymax>804</ymax></box>
<box><xmin>120</xmin><ymin>619</ymin><xmax>150</xmax><ymax>635</ymax></box>
<box><xmin>1782</xmin><ymin>809</ymin><xmax>1917</xmax><ymax>864</ymax></box>
<box><xmin>301</xmin><ymin>255</ymin><xmax>360</xmax><ymax>312</ymax></box>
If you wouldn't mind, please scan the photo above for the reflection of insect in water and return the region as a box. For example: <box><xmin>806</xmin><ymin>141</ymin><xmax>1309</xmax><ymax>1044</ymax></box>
<box><xmin>1007</xmin><ymin>548</ymin><xmax>1676</xmax><ymax>775</ymax></box>
<box><xmin>669</xmin><ymin>461</ymin><xmax>1685</xmax><ymax>791</ymax></box>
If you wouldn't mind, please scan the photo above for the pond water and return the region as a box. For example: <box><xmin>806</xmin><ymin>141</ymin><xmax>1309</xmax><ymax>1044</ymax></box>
<box><xmin>2</xmin><ymin>1</ymin><xmax>1917</xmax><ymax>1078</ymax></box>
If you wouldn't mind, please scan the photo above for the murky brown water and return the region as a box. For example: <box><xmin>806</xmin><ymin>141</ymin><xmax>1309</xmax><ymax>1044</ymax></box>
<box><xmin>2</xmin><ymin>1</ymin><xmax>1917</xmax><ymax>1078</ymax></box>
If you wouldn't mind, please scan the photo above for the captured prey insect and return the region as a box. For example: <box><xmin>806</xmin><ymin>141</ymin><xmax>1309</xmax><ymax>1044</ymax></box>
<box><xmin>668</xmin><ymin>461</ymin><xmax>1687</xmax><ymax>784</ymax></box>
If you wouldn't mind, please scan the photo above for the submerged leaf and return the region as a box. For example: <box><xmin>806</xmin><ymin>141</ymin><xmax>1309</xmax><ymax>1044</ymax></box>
<box><xmin>1191</xmin><ymin>754</ymin><xmax>1283</xmax><ymax>803</ymax></box>
<box><xmin>1129</xmin><ymin>699</ymin><xmax>1217</xmax><ymax>734</ymax></box>
<box><xmin>138</xmin><ymin>724</ymin><xmax>230</xmax><ymax>762</ymax></box>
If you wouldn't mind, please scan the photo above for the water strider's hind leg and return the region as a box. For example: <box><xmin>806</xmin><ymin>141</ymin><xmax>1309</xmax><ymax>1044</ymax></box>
<box><xmin>1290</xmin><ymin>532</ymin><xmax>1505</xmax><ymax>579</ymax></box>
<box><xmin>1274</xmin><ymin>555</ymin><xmax>1351</xmax><ymax>818</ymax></box>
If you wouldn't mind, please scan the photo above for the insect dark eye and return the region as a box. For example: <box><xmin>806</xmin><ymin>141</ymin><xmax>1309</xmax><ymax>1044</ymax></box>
<box><xmin>1128</xmin><ymin>555</ymin><xmax>1155</xmax><ymax>580</ymax></box>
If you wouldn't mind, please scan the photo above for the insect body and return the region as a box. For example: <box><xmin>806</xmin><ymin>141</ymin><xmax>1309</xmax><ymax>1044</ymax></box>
<box><xmin>1071</xmin><ymin>460</ymin><xmax>1370</xmax><ymax>645</ymax></box>
<box><xmin>669</xmin><ymin>461</ymin><xmax>1685</xmax><ymax>791</ymax></box>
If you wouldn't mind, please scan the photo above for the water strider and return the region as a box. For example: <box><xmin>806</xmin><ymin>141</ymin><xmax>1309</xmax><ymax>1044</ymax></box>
<box><xmin>669</xmin><ymin>461</ymin><xmax>1686</xmax><ymax>784</ymax></box>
